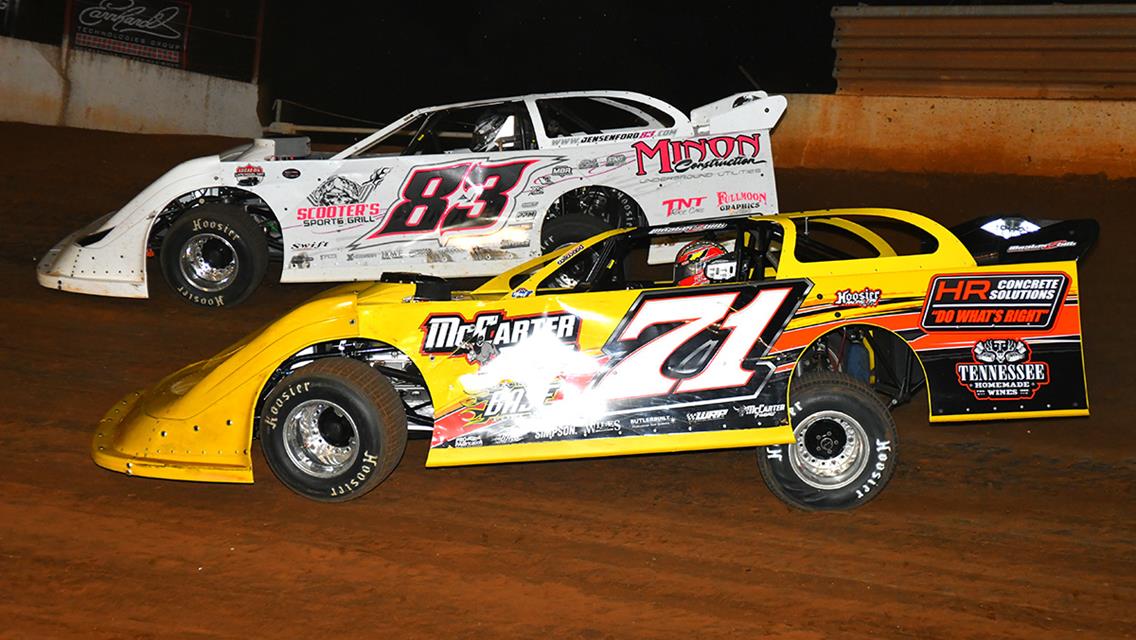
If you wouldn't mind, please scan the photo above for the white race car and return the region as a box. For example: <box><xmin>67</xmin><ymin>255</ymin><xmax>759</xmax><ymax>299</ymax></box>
<box><xmin>37</xmin><ymin>90</ymin><xmax>787</xmax><ymax>306</ymax></box>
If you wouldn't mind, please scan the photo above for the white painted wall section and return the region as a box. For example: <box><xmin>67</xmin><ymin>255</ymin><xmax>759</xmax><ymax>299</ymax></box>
<box><xmin>0</xmin><ymin>35</ymin><xmax>260</xmax><ymax>137</ymax></box>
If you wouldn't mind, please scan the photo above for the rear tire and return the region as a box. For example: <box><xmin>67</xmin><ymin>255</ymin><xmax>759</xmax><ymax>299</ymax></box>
<box><xmin>540</xmin><ymin>214</ymin><xmax>612</xmax><ymax>253</ymax></box>
<box><xmin>757</xmin><ymin>372</ymin><xmax>898</xmax><ymax>511</ymax></box>
<box><xmin>159</xmin><ymin>205</ymin><xmax>268</xmax><ymax>307</ymax></box>
<box><xmin>260</xmin><ymin>358</ymin><xmax>407</xmax><ymax>502</ymax></box>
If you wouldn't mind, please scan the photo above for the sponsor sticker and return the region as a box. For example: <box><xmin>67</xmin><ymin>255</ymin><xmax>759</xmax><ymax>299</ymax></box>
<box><xmin>1007</xmin><ymin>240</ymin><xmax>1076</xmax><ymax>253</ymax></box>
<box><xmin>649</xmin><ymin>222</ymin><xmax>728</xmax><ymax>236</ymax></box>
<box><xmin>717</xmin><ymin>190</ymin><xmax>768</xmax><ymax>213</ymax></box>
<box><xmin>663</xmin><ymin>196</ymin><xmax>706</xmax><ymax>217</ymax></box>
<box><xmin>235</xmin><ymin>164</ymin><xmax>264</xmax><ymax>186</ymax></box>
<box><xmin>834</xmin><ymin>287</ymin><xmax>882</xmax><ymax>308</ymax></box>
<box><xmin>634</xmin><ymin>133</ymin><xmax>763</xmax><ymax>176</ymax></box>
<box><xmin>956</xmin><ymin>338</ymin><xmax>1050</xmax><ymax>400</ymax></box>
<box><xmin>922</xmin><ymin>274</ymin><xmax>1068</xmax><ymax>330</ymax></box>
<box><xmin>421</xmin><ymin>310</ymin><xmax>581</xmax><ymax>357</ymax></box>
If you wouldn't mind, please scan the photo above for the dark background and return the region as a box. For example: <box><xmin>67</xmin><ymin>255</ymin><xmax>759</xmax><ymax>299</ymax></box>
<box><xmin>3</xmin><ymin>0</ymin><xmax>1132</xmax><ymax>122</ymax></box>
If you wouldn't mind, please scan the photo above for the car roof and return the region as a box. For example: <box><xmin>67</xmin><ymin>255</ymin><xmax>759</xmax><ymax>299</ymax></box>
<box><xmin>419</xmin><ymin>89</ymin><xmax>678</xmax><ymax>113</ymax></box>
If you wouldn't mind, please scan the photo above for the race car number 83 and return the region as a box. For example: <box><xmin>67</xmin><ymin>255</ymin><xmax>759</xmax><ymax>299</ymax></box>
<box><xmin>365</xmin><ymin>159</ymin><xmax>535</xmax><ymax>240</ymax></box>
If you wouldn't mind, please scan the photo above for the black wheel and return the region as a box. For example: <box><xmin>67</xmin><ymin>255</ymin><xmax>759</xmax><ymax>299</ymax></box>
<box><xmin>540</xmin><ymin>214</ymin><xmax>612</xmax><ymax>253</ymax></box>
<box><xmin>159</xmin><ymin>205</ymin><xmax>268</xmax><ymax>307</ymax></box>
<box><xmin>541</xmin><ymin>186</ymin><xmax>639</xmax><ymax>250</ymax></box>
<box><xmin>757</xmin><ymin>372</ymin><xmax>898</xmax><ymax>511</ymax></box>
<box><xmin>259</xmin><ymin>358</ymin><xmax>407</xmax><ymax>502</ymax></box>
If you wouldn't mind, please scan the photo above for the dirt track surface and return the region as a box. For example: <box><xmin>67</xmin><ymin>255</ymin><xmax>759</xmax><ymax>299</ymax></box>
<box><xmin>0</xmin><ymin>122</ymin><xmax>1133</xmax><ymax>639</ymax></box>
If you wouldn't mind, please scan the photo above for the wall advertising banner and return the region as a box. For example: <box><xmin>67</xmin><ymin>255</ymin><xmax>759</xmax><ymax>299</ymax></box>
<box><xmin>71</xmin><ymin>0</ymin><xmax>191</xmax><ymax>67</ymax></box>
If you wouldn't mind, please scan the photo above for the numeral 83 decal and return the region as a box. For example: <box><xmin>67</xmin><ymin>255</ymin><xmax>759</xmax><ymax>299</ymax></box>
<box><xmin>364</xmin><ymin>159</ymin><xmax>535</xmax><ymax>241</ymax></box>
<box><xmin>595</xmin><ymin>282</ymin><xmax>810</xmax><ymax>408</ymax></box>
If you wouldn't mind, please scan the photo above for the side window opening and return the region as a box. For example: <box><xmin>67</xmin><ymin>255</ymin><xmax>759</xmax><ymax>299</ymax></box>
<box><xmin>792</xmin><ymin>216</ymin><xmax>938</xmax><ymax>263</ymax></box>
<box><xmin>347</xmin><ymin>115</ymin><xmax>428</xmax><ymax>158</ymax></box>
<box><xmin>403</xmin><ymin>102</ymin><xmax>533</xmax><ymax>156</ymax></box>
<box><xmin>536</xmin><ymin>97</ymin><xmax>674</xmax><ymax>139</ymax></box>
<box><xmin>528</xmin><ymin>222</ymin><xmax>783</xmax><ymax>295</ymax></box>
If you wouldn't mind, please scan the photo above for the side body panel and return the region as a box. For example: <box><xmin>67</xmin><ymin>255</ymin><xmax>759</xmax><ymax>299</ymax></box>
<box><xmin>418</xmin><ymin>281</ymin><xmax>811</xmax><ymax>467</ymax></box>
<box><xmin>772</xmin><ymin>263</ymin><xmax>1088</xmax><ymax>421</ymax></box>
<box><xmin>262</xmin><ymin>128</ymin><xmax>780</xmax><ymax>283</ymax></box>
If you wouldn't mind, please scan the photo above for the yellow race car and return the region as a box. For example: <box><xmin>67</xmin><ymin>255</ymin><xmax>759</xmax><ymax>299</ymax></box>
<box><xmin>93</xmin><ymin>208</ymin><xmax>1097</xmax><ymax>510</ymax></box>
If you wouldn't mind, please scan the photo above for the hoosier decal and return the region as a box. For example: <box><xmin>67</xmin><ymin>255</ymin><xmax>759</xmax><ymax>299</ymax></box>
<box><xmin>956</xmin><ymin>339</ymin><xmax>1050</xmax><ymax>400</ymax></box>
<box><xmin>834</xmin><ymin>287</ymin><xmax>882</xmax><ymax>308</ymax></box>
<box><xmin>922</xmin><ymin>274</ymin><xmax>1068</xmax><ymax>330</ymax></box>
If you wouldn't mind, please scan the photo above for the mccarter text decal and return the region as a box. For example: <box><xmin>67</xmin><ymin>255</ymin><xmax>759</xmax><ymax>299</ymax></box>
<box><xmin>421</xmin><ymin>311</ymin><xmax>580</xmax><ymax>356</ymax></box>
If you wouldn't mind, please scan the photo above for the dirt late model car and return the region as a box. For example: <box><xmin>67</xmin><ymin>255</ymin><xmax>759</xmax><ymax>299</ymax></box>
<box><xmin>92</xmin><ymin>208</ymin><xmax>1096</xmax><ymax>510</ymax></box>
<box><xmin>38</xmin><ymin>89</ymin><xmax>786</xmax><ymax>307</ymax></box>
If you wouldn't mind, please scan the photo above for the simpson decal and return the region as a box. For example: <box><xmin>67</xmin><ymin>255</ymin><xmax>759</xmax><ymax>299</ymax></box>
<box><xmin>956</xmin><ymin>339</ymin><xmax>1050</xmax><ymax>400</ymax></box>
<box><xmin>922</xmin><ymin>274</ymin><xmax>1068</xmax><ymax>330</ymax></box>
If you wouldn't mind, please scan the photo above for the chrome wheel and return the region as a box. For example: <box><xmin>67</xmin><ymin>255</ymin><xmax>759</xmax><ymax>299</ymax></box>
<box><xmin>788</xmin><ymin>410</ymin><xmax>869</xmax><ymax>490</ymax></box>
<box><xmin>179</xmin><ymin>233</ymin><xmax>238</xmax><ymax>292</ymax></box>
<box><xmin>282</xmin><ymin>399</ymin><xmax>360</xmax><ymax>478</ymax></box>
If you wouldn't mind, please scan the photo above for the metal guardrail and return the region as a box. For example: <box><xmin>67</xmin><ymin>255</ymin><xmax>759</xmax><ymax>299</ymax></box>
<box><xmin>832</xmin><ymin>4</ymin><xmax>1136</xmax><ymax>99</ymax></box>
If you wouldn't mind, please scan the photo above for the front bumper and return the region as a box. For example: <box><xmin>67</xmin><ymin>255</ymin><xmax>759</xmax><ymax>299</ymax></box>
<box><xmin>92</xmin><ymin>389</ymin><xmax>254</xmax><ymax>484</ymax></box>
<box><xmin>37</xmin><ymin>216</ymin><xmax>148</xmax><ymax>299</ymax></box>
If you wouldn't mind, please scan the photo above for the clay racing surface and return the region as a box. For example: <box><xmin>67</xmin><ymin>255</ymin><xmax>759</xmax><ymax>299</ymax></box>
<box><xmin>0</xmin><ymin>123</ymin><xmax>1132</xmax><ymax>639</ymax></box>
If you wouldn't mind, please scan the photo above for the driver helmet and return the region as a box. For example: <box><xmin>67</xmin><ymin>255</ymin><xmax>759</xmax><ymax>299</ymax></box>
<box><xmin>470</xmin><ymin>110</ymin><xmax>509</xmax><ymax>152</ymax></box>
<box><xmin>674</xmin><ymin>240</ymin><xmax>727</xmax><ymax>286</ymax></box>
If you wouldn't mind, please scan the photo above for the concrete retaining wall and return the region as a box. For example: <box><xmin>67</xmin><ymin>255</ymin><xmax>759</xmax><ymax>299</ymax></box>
<box><xmin>774</xmin><ymin>93</ymin><xmax>1136</xmax><ymax>179</ymax></box>
<box><xmin>0</xmin><ymin>35</ymin><xmax>260</xmax><ymax>137</ymax></box>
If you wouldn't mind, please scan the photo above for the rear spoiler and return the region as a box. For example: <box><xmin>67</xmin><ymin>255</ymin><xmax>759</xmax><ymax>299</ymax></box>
<box><xmin>950</xmin><ymin>215</ymin><xmax>1099</xmax><ymax>266</ymax></box>
<box><xmin>689</xmin><ymin>92</ymin><xmax>787</xmax><ymax>136</ymax></box>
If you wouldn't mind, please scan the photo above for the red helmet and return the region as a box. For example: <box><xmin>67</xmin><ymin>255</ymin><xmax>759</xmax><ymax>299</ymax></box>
<box><xmin>674</xmin><ymin>240</ymin><xmax>727</xmax><ymax>286</ymax></box>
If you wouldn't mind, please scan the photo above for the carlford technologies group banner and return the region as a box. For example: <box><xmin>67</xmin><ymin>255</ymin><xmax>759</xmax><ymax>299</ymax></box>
<box><xmin>71</xmin><ymin>0</ymin><xmax>190</xmax><ymax>68</ymax></box>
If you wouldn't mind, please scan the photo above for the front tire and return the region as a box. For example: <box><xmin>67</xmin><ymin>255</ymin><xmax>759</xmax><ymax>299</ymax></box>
<box><xmin>260</xmin><ymin>358</ymin><xmax>408</xmax><ymax>502</ymax></box>
<box><xmin>159</xmin><ymin>205</ymin><xmax>268</xmax><ymax>307</ymax></box>
<box><xmin>757</xmin><ymin>373</ymin><xmax>898</xmax><ymax>511</ymax></box>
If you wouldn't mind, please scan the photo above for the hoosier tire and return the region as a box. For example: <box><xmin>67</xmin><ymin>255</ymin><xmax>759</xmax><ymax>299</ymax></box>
<box><xmin>757</xmin><ymin>372</ymin><xmax>898</xmax><ymax>511</ymax></box>
<box><xmin>259</xmin><ymin>358</ymin><xmax>407</xmax><ymax>502</ymax></box>
<box><xmin>159</xmin><ymin>205</ymin><xmax>268</xmax><ymax>307</ymax></box>
<box><xmin>539</xmin><ymin>214</ymin><xmax>612</xmax><ymax>253</ymax></box>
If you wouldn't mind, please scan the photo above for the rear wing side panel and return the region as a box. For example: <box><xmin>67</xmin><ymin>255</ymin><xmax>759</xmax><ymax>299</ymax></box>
<box><xmin>950</xmin><ymin>216</ymin><xmax>1099</xmax><ymax>265</ymax></box>
<box><xmin>914</xmin><ymin>263</ymin><xmax>1090</xmax><ymax>422</ymax></box>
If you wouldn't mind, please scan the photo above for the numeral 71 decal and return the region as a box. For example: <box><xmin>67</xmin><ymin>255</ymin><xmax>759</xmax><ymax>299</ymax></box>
<box><xmin>595</xmin><ymin>283</ymin><xmax>809</xmax><ymax>410</ymax></box>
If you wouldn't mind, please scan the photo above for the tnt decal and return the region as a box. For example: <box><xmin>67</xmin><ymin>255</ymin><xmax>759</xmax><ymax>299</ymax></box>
<box><xmin>662</xmin><ymin>197</ymin><xmax>706</xmax><ymax>216</ymax></box>
<box><xmin>956</xmin><ymin>339</ymin><xmax>1050</xmax><ymax>400</ymax></box>
<box><xmin>921</xmin><ymin>274</ymin><xmax>1068</xmax><ymax>330</ymax></box>
<box><xmin>633</xmin><ymin>133</ymin><xmax>764</xmax><ymax>176</ymax></box>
